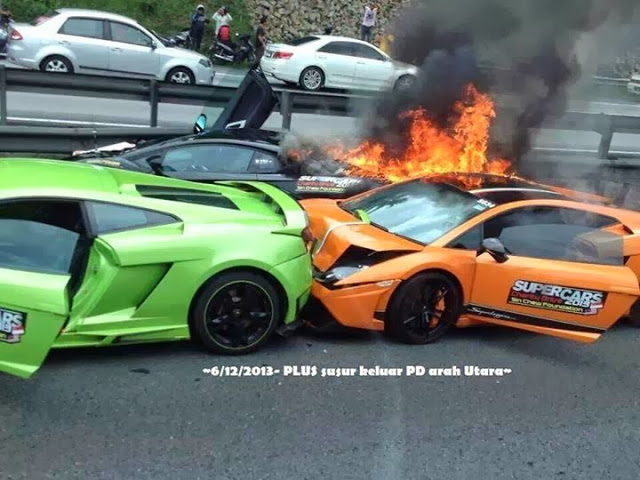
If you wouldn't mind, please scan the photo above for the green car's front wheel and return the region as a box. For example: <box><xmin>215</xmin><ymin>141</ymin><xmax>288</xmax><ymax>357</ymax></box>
<box><xmin>192</xmin><ymin>272</ymin><xmax>282</xmax><ymax>354</ymax></box>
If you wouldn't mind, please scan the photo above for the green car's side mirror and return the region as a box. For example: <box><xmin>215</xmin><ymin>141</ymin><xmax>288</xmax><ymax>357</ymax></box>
<box><xmin>194</xmin><ymin>114</ymin><xmax>207</xmax><ymax>134</ymax></box>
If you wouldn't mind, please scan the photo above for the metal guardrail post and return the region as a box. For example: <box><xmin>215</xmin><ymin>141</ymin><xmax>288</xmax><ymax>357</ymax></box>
<box><xmin>0</xmin><ymin>65</ymin><xmax>7</xmax><ymax>126</ymax></box>
<box><xmin>596</xmin><ymin>115</ymin><xmax>614</xmax><ymax>160</ymax></box>
<box><xmin>149</xmin><ymin>79</ymin><xmax>159</xmax><ymax>127</ymax></box>
<box><xmin>280</xmin><ymin>91</ymin><xmax>292</xmax><ymax>130</ymax></box>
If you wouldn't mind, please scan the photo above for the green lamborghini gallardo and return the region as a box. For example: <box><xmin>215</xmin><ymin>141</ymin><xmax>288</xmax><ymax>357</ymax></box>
<box><xmin>0</xmin><ymin>159</ymin><xmax>313</xmax><ymax>378</ymax></box>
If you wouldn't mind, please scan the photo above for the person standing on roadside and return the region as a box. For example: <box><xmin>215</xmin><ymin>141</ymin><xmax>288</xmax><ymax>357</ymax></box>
<box><xmin>253</xmin><ymin>15</ymin><xmax>268</xmax><ymax>69</ymax></box>
<box><xmin>212</xmin><ymin>6</ymin><xmax>233</xmax><ymax>40</ymax></box>
<box><xmin>360</xmin><ymin>3</ymin><xmax>377</xmax><ymax>43</ymax></box>
<box><xmin>190</xmin><ymin>4</ymin><xmax>207</xmax><ymax>52</ymax></box>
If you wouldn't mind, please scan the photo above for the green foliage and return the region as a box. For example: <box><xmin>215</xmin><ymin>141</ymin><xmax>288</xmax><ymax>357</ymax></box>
<box><xmin>6</xmin><ymin>0</ymin><xmax>253</xmax><ymax>46</ymax></box>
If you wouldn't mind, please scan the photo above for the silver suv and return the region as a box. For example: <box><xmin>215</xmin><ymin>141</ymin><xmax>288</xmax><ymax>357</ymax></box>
<box><xmin>7</xmin><ymin>8</ymin><xmax>214</xmax><ymax>85</ymax></box>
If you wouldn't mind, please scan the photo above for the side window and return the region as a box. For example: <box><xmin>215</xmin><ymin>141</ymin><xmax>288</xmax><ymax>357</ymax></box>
<box><xmin>110</xmin><ymin>22</ymin><xmax>152</xmax><ymax>47</ymax></box>
<box><xmin>248</xmin><ymin>150</ymin><xmax>282</xmax><ymax>173</ymax></box>
<box><xmin>0</xmin><ymin>200</ymin><xmax>84</xmax><ymax>275</ymax></box>
<box><xmin>352</xmin><ymin>44</ymin><xmax>385</xmax><ymax>61</ymax></box>
<box><xmin>59</xmin><ymin>18</ymin><xmax>104</xmax><ymax>39</ymax></box>
<box><xmin>161</xmin><ymin>145</ymin><xmax>254</xmax><ymax>173</ymax></box>
<box><xmin>318</xmin><ymin>42</ymin><xmax>354</xmax><ymax>56</ymax></box>
<box><xmin>136</xmin><ymin>185</ymin><xmax>239</xmax><ymax>210</ymax></box>
<box><xmin>86</xmin><ymin>202</ymin><xmax>178</xmax><ymax>234</ymax></box>
<box><xmin>449</xmin><ymin>224</ymin><xmax>483</xmax><ymax>251</ymax></box>
<box><xmin>483</xmin><ymin>207</ymin><xmax>622</xmax><ymax>265</ymax></box>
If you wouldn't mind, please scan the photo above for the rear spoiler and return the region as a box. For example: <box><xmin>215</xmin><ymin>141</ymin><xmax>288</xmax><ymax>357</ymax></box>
<box><xmin>219</xmin><ymin>181</ymin><xmax>307</xmax><ymax>235</ymax></box>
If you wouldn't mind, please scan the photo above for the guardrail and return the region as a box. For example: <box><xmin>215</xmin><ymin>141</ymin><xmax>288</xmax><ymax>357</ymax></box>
<box><xmin>0</xmin><ymin>65</ymin><xmax>368</xmax><ymax>129</ymax></box>
<box><xmin>0</xmin><ymin>65</ymin><xmax>639</xmax><ymax>159</ymax></box>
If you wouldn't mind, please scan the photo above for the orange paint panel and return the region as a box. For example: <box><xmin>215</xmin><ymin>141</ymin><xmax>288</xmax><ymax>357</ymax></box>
<box><xmin>311</xmin><ymin>282</ymin><xmax>387</xmax><ymax>331</ymax></box>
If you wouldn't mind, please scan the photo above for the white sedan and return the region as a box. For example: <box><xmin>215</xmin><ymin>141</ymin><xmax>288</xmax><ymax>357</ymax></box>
<box><xmin>260</xmin><ymin>35</ymin><xmax>419</xmax><ymax>92</ymax></box>
<box><xmin>7</xmin><ymin>8</ymin><xmax>214</xmax><ymax>85</ymax></box>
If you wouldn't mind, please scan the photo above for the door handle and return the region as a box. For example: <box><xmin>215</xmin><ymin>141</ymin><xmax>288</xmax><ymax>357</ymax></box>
<box><xmin>317</xmin><ymin>55</ymin><xmax>327</xmax><ymax>59</ymax></box>
<box><xmin>111</xmin><ymin>47</ymin><xmax>122</xmax><ymax>52</ymax></box>
<box><xmin>357</xmin><ymin>61</ymin><xmax>365</xmax><ymax>64</ymax></box>
<box><xmin>58</xmin><ymin>40</ymin><xmax>70</xmax><ymax>46</ymax></box>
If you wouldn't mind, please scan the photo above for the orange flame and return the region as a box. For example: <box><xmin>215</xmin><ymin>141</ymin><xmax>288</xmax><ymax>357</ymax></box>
<box><xmin>324</xmin><ymin>84</ymin><xmax>511</xmax><ymax>188</ymax></box>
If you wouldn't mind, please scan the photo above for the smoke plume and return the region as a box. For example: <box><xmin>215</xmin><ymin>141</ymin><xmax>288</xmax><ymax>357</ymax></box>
<box><xmin>367</xmin><ymin>0</ymin><xmax>640</xmax><ymax>163</ymax></box>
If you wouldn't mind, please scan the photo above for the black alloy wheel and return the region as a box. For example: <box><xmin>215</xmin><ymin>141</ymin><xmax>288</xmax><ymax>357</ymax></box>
<box><xmin>192</xmin><ymin>272</ymin><xmax>281</xmax><ymax>354</ymax></box>
<box><xmin>387</xmin><ymin>272</ymin><xmax>462</xmax><ymax>344</ymax></box>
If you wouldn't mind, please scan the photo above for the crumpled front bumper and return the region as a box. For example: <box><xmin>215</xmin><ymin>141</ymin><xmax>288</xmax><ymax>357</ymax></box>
<box><xmin>308</xmin><ymin>279</ymin><xmax>401</xmax><ymax>331</ymax></box>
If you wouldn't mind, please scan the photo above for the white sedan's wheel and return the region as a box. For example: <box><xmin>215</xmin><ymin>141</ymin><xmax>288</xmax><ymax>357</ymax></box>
<box><xmin>166</xmin><ymin>67</ymin><xmax>195</xmax><ymax>85</ymax></box>
<box><xmin>394</xmin><ymin>74</ymin><xmax>417</xmax><ymax>92</ymax></box>
<box><xmin>300</xmin><ymin>67</ymin><xmax>324</xmax><ymax>91</ymax></box>
<box><xmin>40</xmin><ymin>55</ymin><xmax>73</xmax><ymax>74</ymax></box>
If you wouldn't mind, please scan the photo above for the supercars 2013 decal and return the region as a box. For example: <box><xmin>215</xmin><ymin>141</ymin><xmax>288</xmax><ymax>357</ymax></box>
<box><xmin>295</xmin><ymin>176</ymin><xmax>362</xmax><ymax>193</ymax></box>
<box><xmin>508</xmin><ymin>280</ymin><xmax>606</xmax><ymax>316</ymax></box>
<box><xmin>0</xmin><ymin>308</ymin><xmax>26</xmax><ymax>344</ymax></box>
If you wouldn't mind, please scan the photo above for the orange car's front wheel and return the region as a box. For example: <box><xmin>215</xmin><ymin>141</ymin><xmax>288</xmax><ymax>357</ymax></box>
<box><xmin>386</xmin><ymin>272</ymin><xmax>462</xmax><ymax>344</ymax></box>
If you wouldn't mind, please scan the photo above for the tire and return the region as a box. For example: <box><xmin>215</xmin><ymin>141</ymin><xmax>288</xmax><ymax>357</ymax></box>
<box><xmin>191</xmin><ymin>271</ymin><xmax>283</xmax><ymax>355</ymax></box>
<box><xmin>394</xmin><ymin>74</ymin><xmax>417</xmax><ymax>92</ymax></box>
<box><xmin>299</xmin><ymin>66</ymin><xmax>324</xmax><ymax>91</ymax></box>
<box><xmin>627</xmin><ymin>301</ymin><xmax>640</xmax><ymax>327</ymax></box>
<box><xmin>166</xmin><ymin>67</ymin><xmax>195</xmax><ymax>85</ymax></box>
<box><xmin>40</xmin><ymin>55</ymin><xmax>73</xmax><ymax>74</ymax></box>
<box><xmin>386</xmin><ymin>272</ymin><xmax>462</xmax><ymax>344</ymax></box>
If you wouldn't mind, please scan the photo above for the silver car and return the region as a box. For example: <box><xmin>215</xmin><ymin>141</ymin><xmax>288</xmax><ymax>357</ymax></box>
<box><xmin>7</xmin><ymin>8</ymin><xmax>214</xmax><ymax>85</ymax></box>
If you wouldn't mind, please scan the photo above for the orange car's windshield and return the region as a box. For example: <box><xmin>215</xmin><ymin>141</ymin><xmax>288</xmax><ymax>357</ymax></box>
<box><xmin>340</xmin><ymin>179</ymin><xmax>495</xmax><ymax>244</ymax></box>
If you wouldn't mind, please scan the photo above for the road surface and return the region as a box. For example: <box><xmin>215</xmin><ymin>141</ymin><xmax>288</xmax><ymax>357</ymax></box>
<box><xmin>2</xmin><ymin>323</ymin><xmax>640</xmax><ymax>479</ymax></box>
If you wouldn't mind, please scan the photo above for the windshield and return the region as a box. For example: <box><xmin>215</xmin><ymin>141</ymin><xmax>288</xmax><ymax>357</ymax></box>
<box><xmin>341</xmin><ymin>180</ymin><xmax>496</xmax><ymax>244</ymax></box>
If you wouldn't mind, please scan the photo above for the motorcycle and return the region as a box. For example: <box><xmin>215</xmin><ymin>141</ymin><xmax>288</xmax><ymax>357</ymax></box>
<box><xmin>208</xmin><ymin>32</ymin><xmax>256</xmax><ymax>66</ymax></box>
<box><xmin>151</xmin><ymin>28</ymin><xmax>192</xmax><ymax>49</ymax></box>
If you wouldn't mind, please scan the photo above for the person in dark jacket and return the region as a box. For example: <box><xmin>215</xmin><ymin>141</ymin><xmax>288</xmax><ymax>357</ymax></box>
<box><xmin>190</xmin><ymin>5</ymin><xmax>208</xmax><ymax>52</ymax></box>
<box><xmin>253</xmin><ymin>15</ymin><xmax>268</xmax><ymax>69</ymax></box>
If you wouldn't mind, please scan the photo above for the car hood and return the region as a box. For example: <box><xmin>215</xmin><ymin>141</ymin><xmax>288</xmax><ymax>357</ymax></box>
<box><xmin>302</xmin><ymin>198</ymin><xmax>422</xmax><ymax>272</ymax></box>
<box><xmin>161</xmin><ymin>45</ymin><xmax>208</xmax><ymax>62</ymax></box>
<box><xmin>392</xmin><ymin>60</ymin><xmax>419</xmax><ymax>74</ymax></box>
<box><xmin>203</xmin><ymin>69</ymin><xmax>277</xmax><ymax>131</ymax></box>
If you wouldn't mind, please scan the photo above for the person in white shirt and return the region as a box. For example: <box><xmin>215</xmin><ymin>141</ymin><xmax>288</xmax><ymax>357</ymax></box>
<box><xmin>212</xmin><ymin>6</ymin><xmax>233</xmax><ymax>38</ymax></box>
<box><xmin>360</xmin><ymin>3</ymin><xmax>377</xmax><ymax>43</ymax></box>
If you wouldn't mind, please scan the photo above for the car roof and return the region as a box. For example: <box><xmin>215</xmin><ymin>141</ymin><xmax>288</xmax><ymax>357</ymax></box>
<box><xmin>312</xmin><ymin>35</ymin><xmax>377</xmax><ymax>46</ymax></box>
<box><xmin>197</xmin><ymin>128</ymin><xmax>281</xmax><ymax>147</ymax></box>
<box><xmin>421</xmin><ymin>173</ymin><xmax>573</xmax><ymax>204</ymax></box>
<box><xmin>55</xmin><ymin>8</ymin><xmax>138</xmax><ymax>24</ymax></box>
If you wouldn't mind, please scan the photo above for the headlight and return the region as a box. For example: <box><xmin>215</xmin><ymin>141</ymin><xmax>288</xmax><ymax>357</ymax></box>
<box><xmin>317</xmin><ymin>265</ymin><xmax>370</xmax><ymax>286</ymax></box>
<box><xmin>199</xmin><ymin>58</ymin><xmax>212</xmax><ymax>68</ymax></box>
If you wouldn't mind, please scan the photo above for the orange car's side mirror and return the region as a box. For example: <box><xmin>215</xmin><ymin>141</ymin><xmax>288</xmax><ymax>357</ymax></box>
<box><xmin>477</xmin><ymin>237</ymin><xmax>509</xmax><ymax>264</ymax></box>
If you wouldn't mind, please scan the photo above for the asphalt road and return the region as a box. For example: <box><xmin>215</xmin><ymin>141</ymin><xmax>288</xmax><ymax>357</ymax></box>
<box><xmin>2</xmin><ymin>322</ymin><xmax>640</xmax><ymax>479</ymax></box>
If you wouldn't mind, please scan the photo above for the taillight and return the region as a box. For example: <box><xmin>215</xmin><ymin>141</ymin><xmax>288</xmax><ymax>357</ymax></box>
<box><xmin>10</xmin><ymin>29</ymin><xmax>23</xmax><ymax>41</ymax></box>
<box><xmin>273</xmin><ymin>51</ymin><xmax>293</xmax><ymax>60</ymax></box>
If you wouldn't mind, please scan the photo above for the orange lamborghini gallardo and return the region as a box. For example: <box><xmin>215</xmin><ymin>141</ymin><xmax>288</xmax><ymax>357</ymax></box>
<box><xmin>302</xmin><ymin>174</ymin><xmax>640</xmax><ymax>344</ymax></box>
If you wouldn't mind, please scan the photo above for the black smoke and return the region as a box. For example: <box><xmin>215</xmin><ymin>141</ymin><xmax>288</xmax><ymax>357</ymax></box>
<box><xmin>365</xmin><ymin>0</ymin><xmax>640</xmax><ymax>163</ymax></box>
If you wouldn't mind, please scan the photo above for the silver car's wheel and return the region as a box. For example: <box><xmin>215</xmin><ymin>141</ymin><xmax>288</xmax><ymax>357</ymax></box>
<box><xmin>40</xmin><ymin>55</ymin><xmax>73</xmax><ymax>74</ymax></box>
<box><xmin>166</xmin><ymin>67</ymin><xmax>195</xmax><ymax>85</ymax></box>
<box><xmin>394</xmin><ymin>74</ymin><xmax>417</xmax><ymax>92</ymax></box>
<box><xmin>300</xmin><ymin>67</ymin><xmax>324</xmax><ymax>91</ymax></box>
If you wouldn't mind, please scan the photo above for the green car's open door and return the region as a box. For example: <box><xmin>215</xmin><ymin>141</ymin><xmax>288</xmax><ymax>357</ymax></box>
<box><xmin>0</xmin><ymin>268</ymin><xmax>69</xmax><ymax>378</ymax></box>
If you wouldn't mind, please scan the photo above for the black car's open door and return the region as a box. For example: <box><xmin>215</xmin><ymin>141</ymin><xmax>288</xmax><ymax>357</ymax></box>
<box><xmin>201</xmin><ymin>69</ymin><xmax>277</xmax><ymax>132</ymax></box>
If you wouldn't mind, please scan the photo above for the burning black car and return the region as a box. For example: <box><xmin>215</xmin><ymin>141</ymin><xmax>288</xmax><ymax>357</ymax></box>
<box><xmin>74</xmin><ymin>70</ymin><xmax>379</xmax><ymax>199</ymax></box>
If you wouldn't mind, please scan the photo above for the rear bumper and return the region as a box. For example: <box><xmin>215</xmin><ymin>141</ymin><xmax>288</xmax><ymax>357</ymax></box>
<box><xmin>261</xmin><ymin>59</ymin><xmax>299</xmax><ymax>84</ymax></box>
<box><xmin>269</xmin><ymin>253</ymin><xmax>313</xmax><ymax>324</ymax></box>
<box><xmin>310</xmin><ymin>280</ymin><xmax>401</xmax><ymax>331</ymax></box>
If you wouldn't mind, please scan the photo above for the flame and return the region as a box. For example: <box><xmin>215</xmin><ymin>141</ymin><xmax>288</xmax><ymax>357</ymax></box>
<box><xmin>324</xmin><ymin>84</ymin><xmax>511</xmax><ymax>188</ymax></box>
